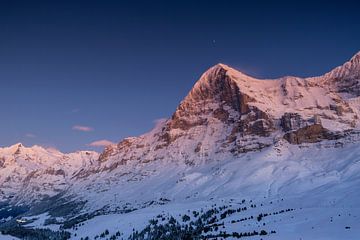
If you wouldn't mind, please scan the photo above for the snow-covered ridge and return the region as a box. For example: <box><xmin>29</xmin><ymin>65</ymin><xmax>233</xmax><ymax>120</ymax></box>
<box><xmin>322</xmin><ymin>51</ymin><xmax>360</xmax><ymax>80</ymax></box>
<box><xmin>0</xmin><ymin>143</ymin><xmax>99</xmax><ymax>203</ymax></box>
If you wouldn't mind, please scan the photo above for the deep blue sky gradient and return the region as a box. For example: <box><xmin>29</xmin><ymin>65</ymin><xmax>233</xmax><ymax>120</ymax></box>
<box><xmin>0</xmin><ymin>0</ymin><xmax>360</xmax><ymax>152</ymax></box>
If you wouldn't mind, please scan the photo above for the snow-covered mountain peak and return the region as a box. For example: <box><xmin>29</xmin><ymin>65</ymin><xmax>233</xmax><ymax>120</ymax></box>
<box><xmin>0</xmin><ymin>144</ymin><xmax>100</xmax><ymax>203</ymax></box>
<box><xmin>201</xmin><ymin>63</ymin><xmax>256</xmax><ymax>83</ymax></box>
<box><xmin>181</xmin><ymin>63</ymin><xmax>260</xmax><ymax>110</ymax></box>
<box><xmin>348</xmin><ymin>50</ymin><xmax>360</xmax><ymax>72</ymax></box>
<box><xmin>322</xmin><ymin>50</ymin><xmax>360</xmax><ymax>81</ymax></box>
<box><xmin>7</xmin><ymin>142</ymin><xmax>23</xmax><ymax>152</ymax></box>
<box><xmin>350</xmin><ymin>50</ymin><xmax>360</xmax><ymax>61</ymax></box>
<box><xmin>1</xmin><ymin>143</ymin><xmax>59</xmax><ymax>158</ymax></box>
<box><xmin>206</xmin><ymin>63</ymin><xmax>232</xmax><ymax>72</ymax></box>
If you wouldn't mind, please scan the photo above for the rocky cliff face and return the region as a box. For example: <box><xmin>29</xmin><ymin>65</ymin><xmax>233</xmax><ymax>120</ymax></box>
<box><xmin>160</xmin><ymin>64</ymin><xmax>275</xmax><ymax>148</ymax></box>
<box><xmin>94</xmin><ymin>52</ymin><xmax>360</xmax><ymax>173</ymax></box>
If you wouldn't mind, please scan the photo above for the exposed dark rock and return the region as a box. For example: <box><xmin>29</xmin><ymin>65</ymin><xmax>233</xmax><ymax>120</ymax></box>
<box><xmin>23</xmin><ymin>171</ymin><xmax>39</xmax><ymax>183</ymax></box>
<box><xmin>168</xmin><ymin>117</ymin><xmax>207</xmax><ymax>131</ymax></box>
<box><xmin>238</xmin><ymin>107</ymin><xmax>274</xmax><ymax>137</ymax></box>
<box><xmin>280</xmin><ymin>113</ymin><xmax>306</xmax><ymax>132</ymax></box>
<box><xmin>117</xmin><ymin>138</ymin><xmax>134</xmax><ymax>151</ymax></box>
<box><xmin>226</xmin><ymin>108</ymin><xmax>274</xmax><ymax>143</ymax></box>
<box><xmin>157</xmin><ymin>126</ymin><xmax>184</xmax><ymax>147</ymax></box>
<box><xmin>194</xmin><ymin>142</ymin><xmax>202</xmax><ymax>153</ymax></box>
<box><xmin>332</xmin><ymin>77</ymin><xmax>360</xmax><ymax>96</ymax></box>
<box><xmin>98</xmin><ymin>139</ymin><xmax>134</xmax><ymax>162</ymax></box>
<box><xmin>283</xmin><ymin>124</ymin><xmax>339</xmax><ymax>144</ymax></box>
<box><xmin>230</xmin><ymin>142</ymin><xmax>272</xmax><ymax>155</ymax></box>
<box><xmin>44</xmin><ymin>168</ymin><xmax>66</xmax><ymax>177</ymax></box>
<box><xmin>226</xmin><ymin>126</ymin><xmax>240</xmax><ymax>143</ymax></box>
<box><xmin>0</xmin><ymin>157</ymin><xmax>5</xmax><ymax>168</ymax></box>
<box><xmin>280</xmin><ymin>112</ymin><xmax>325</xmax><ymax>133</ymax></box>
<box><xmin>248</xmin><ymin>119</ymin><xmax>272</xmax><ymax>136</ymax></box>
<box><xmin>14</xmin><ymin>147</ymin><xmax>21</xmax><ymax>155</ymax></box>
<box><xmin>330</xmin><ymin>104</ymin><xmax>344</xmax><ymax>116</ymax></box>
<box><xmin>98</xmin><ymin>146</ymin><xmax>116</xmax><ymax>162</ymax></box>
<box><xmin>213</xmin><ymin>108</ymin><xmax>230</xmax><ymax>122</ymax></box>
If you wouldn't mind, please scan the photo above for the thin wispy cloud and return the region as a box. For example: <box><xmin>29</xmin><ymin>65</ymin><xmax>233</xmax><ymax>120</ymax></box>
<box><xmin>88</xmin><ymin>139</ymin><xmax>115</xmax><ymax>147</ymax></box>
<box><xmin>72</xmin><ymin>125</ymin><xmax>94</xmax><ymax>132</ymax></box>
<box><xmin>25</xmin><ymin>133</ymin><xmax>36</xmax><ymax>138</ymax></box>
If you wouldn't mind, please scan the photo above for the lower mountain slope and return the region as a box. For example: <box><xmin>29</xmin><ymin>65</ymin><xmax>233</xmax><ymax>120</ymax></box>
<box><xmin>4</xmin><ymin>134</ymin><xmax>360</xmax><ymax>240</ymax></box>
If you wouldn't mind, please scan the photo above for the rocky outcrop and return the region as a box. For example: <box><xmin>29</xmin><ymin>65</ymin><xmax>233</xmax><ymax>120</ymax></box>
<box><xmin>280</xmin><ymin>113</ymin><xmax>307</xmax><ymax>132</ymax></box>
<box><xmin>280</xmin><ymin>112</ymin><xmax>323</xmax><ymax>132</ymax></box>
<box><xmin>283</xmin><ymin>124</ymin><xmax>339</xmax><ymax>144</ymax></box>
<box><xmin>213</xmin><ymin>107</ymin><xmax>230</xmax><ymax>122</ymax></box>
<box><xmin>235</xmin><ymin>107</ymin><xmax>274</xmax><ymax>137</ymax></box>
<box><xmin>333</xmin><ymin>77</ymin><xmax>360</xmax><ymax>96</ymax></box>
<box><xmin>280</xmin><ymin>113</ymin><xmax>339</xmax><ymax>144</ymax></box>
<box><xmin>98</xmin><ymin>146</ymin><xmax>116</xmax><ymax>162</ymax></box>
<box><xmin>0</xmin><ymin>157</ymin><xmax>5</xmax><ymax>168</ymax></box>
<box><xmin>44</xmin><ymin>168</ymin><xmax>66</xmax><ymax>177</ymax></box>
<box><xmin>168</xmin><ymin>116</ymin><xmax>207</xmax><ymax>131</ymax></box>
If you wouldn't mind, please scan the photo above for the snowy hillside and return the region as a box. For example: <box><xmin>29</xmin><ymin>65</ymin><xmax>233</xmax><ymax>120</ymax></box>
<box><xmin>0</xmin><ymin>143</ymin><xmax>99</xmax><ymax>204</ymax></box>
<box><xmin>1</xmin><ymin>51</ymin><xmax>360</xmax><ymax>239</ymax></box>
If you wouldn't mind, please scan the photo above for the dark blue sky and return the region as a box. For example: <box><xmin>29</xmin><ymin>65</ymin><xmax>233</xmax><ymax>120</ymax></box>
<box><xmin>0</xmin><ymin>0</ymin><xmax>359</xmax><ymax>152</ymax></box>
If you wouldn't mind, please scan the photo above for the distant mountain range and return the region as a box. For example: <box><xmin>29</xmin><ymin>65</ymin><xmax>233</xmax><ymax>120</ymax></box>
<box><xmin>1</xmin><ymin>52</ymin><xmax>360</xmax><ymax>239</ymax></box>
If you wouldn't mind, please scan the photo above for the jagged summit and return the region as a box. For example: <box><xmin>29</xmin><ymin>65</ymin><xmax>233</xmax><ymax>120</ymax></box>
<box><xmin>3</xmin><ymin>143</ymin><xmax>55</xmax><ymax>156</ymax></box>
<box><xmin>182</xmin><ymin>62</ymin><xmax>262</xmax><ymax>110</ymax></box>
<box><xmin>8</xmin><ymin>142</ymin><xmax>23</xmax><ymax>148</ymax></box>
<box><xmin>6</xmin><ymin>142</ymin><xmax>42</xmax><ymax>150</ymax></box>
<box><xmin>210</xmin><ymin>63</ymin><xmax>230</xmax><ymax>70</ymax></box>
<box><xmin>350</xmin><ymin>50</ymin><xmax>360</xmax><ymax>61</ymax></box>
<box><xmin>201</xmin><ymin>63</ymin><xmax>257</xmax><ymax>82</ymax></box>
